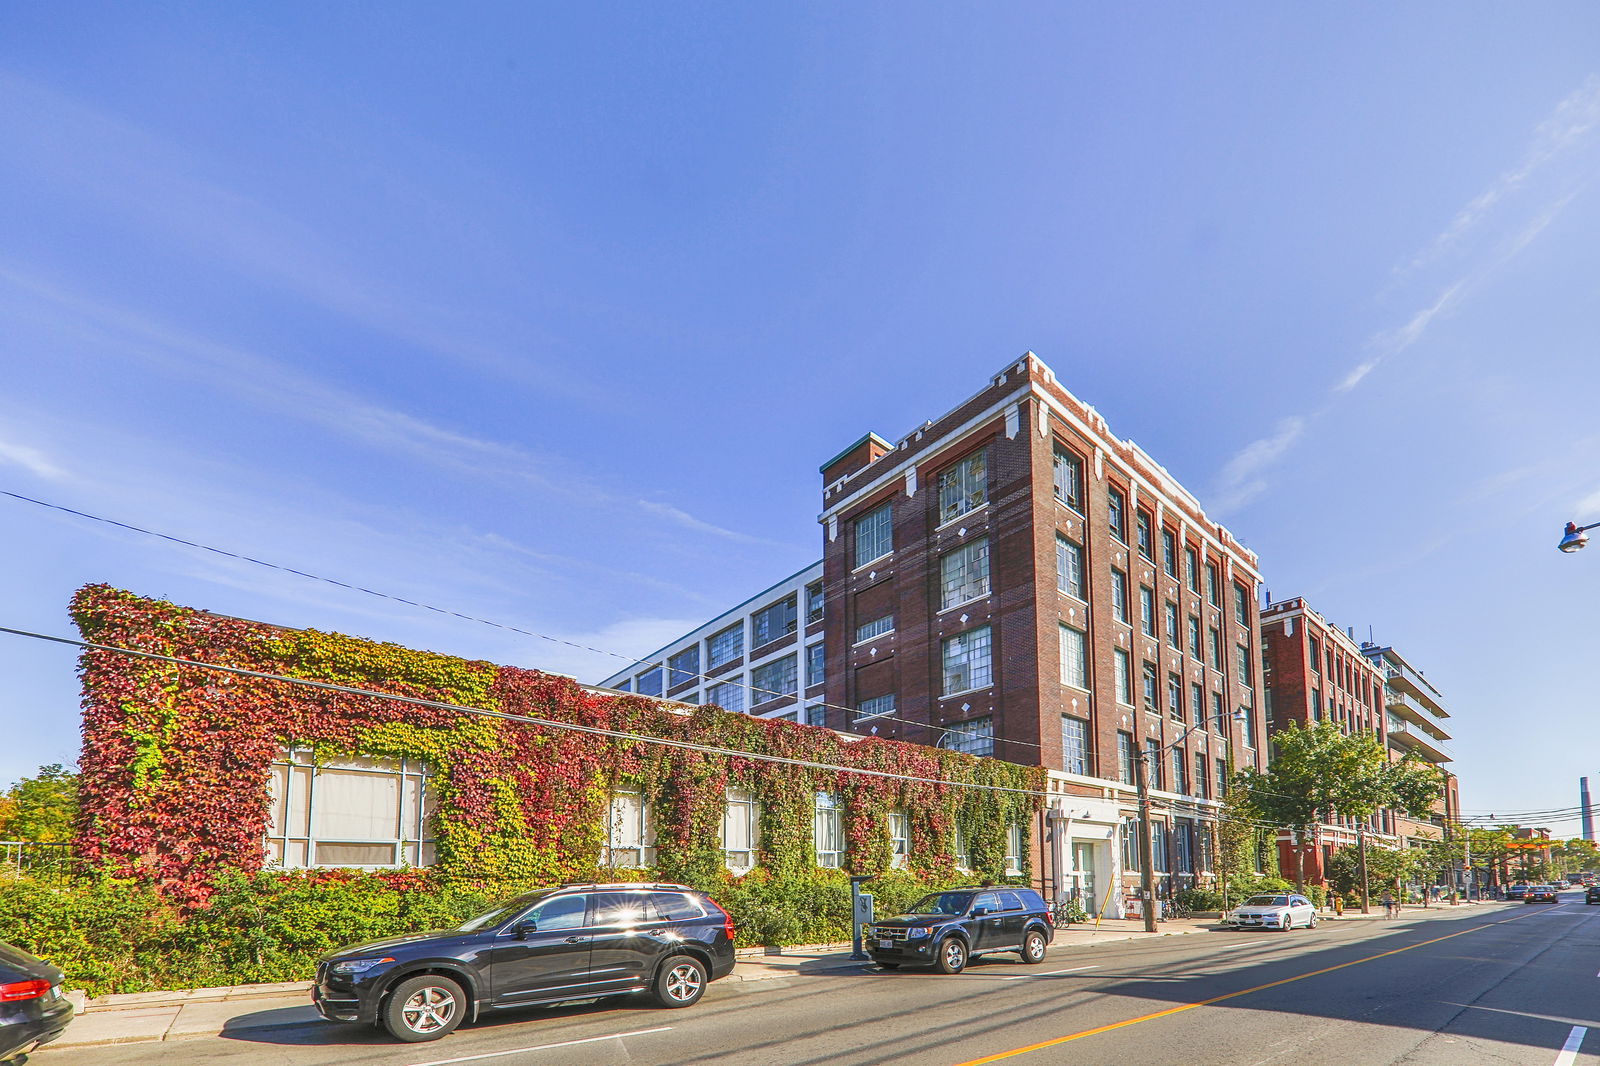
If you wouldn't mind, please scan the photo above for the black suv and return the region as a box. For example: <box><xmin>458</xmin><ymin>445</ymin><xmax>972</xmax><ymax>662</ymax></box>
<box><xmin>314</xmin><ymin>883</ymin><xmax>736</xmax><ymax>1043</ymax></box>
<box><xmin>1586</xmin><ymin>884</ymin><xmax>1600</xmax><ymax>905</ymax></box>
<box><xmin>867</xmin><ymin>887</ymin><xmax>1053</xmax><ymax>974</ymax></box>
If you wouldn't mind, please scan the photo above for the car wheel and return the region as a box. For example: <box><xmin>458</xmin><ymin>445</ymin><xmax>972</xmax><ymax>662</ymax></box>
<box><xmin>935</xmin><ymin>937</ymin><xmax>968</xmax><ymax>974</ymax></box>
<box><xmin>651</xmin><ymin>956</ymin><xmax>707</xmax><ymax>1008</ymax></box>
<box><xmin>878</xmin><ymin>962</ymin><xmax>901</xmax><ymax>970</ymax></box>
<box><xmin>1307</xmin><ymin>913</ymin><xmax>1317</xmax><ymax>929</ymax></box>
<box><xmin>1279</xmin><ymin>916</ymin><xmax>1293</xmax><ymax>931</ymax></box>
<box><xmin>382</xmin><ymin>975</ymin><xmax>465</xmax><ymax>1043</ymax></box>
<box><xmin>1019</xmin><ymin>930</ymin><xmax>1048</xmax><ymax>964</ymax></box>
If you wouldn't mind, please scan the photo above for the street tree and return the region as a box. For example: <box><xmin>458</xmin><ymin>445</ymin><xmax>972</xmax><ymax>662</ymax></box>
<box><xmin>0</xmin><ymin>763</ymin><xmax>79</xmax><ymax>842</ymax></box>
<box><xmin>1235</xmin><ymin>722</ymin><xmax>1443</xmax><ymax>890</ymax></box>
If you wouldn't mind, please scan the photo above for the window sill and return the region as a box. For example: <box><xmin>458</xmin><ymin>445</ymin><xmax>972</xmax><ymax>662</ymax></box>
<box><xmin>852</xmin><ymin>553</ymin><xmax>894</xmax><ymax>574</ymax></box>
<box><xmin>939</xmin><ymin>685</ymin><xmax>993</xmax><ymax>701</ymax></box>
<box><xmin>938</xmin><ymin>595</ymin><xmax>989</xmax><ymax>616</ymax></box>
<box><xmin>853</xmin><ymin>629</ymin><xmax>896</xmax><ymax>647</ymax></box>
<box><xmin>935</xmin><ymin>502</ymin><xmax>989</xmax><ymax>532</ymax></box>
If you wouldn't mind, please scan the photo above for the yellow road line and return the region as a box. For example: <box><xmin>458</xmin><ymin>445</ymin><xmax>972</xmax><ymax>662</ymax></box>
<box><xmin>951</xmin><ymin>908</ymin><xmax>1552</xmax><ymax>1065</ymax></box>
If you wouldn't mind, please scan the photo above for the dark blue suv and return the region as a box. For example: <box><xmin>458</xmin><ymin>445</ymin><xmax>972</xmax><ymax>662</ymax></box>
<box><xmin>868</xmin><ymin>887</ymin><xmax>1054</xmax><ymax>974</ymax></box>
<box><xmin>314</xmin><ymin>883</ymin><xmax>736</xmax><ymax>1043</ymax></box>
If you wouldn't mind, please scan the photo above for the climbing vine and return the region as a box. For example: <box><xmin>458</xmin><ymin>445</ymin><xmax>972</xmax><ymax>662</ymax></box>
<box><xmin>71</xmin><ymin>585</ymin><xmax>1044</xmax><ymax>903</ymax></box>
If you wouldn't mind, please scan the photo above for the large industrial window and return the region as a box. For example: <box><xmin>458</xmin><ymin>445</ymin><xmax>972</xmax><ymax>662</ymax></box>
<box><xmin>1061</xmin><ymin>715</ymin><xmax>1090</xmax><ymax>775</ymax></box>
<box><xmin>940</xmin><ymin>538</ymin><xmax>991</xmax><ymax>609</ymax></box>
<box><xmin>707</xmin><ymin>677</ymin><xmax>745</xmax><ymax>713</ymax></box>
<box><xmin>750</xmin><ymin>595</ymin><xmax>798</xmax><ymax>647</ymax></box>
<box><xmin>854</xmin><ymin>502</ymin><xmax>893</xmax><ymax>567</ymax></box>
<box><xmin>942</xmin><ymin>716</ymin><xmax>994</xmax><ymax>757</ymax></box>
<box><xmin>938</xmin><ymin>450</ymin><xmax>988</xmax><ymax>524</ymax></box>
<box><xmin>668</xmin><ymin>646</ymin><xmax>700</xmax><ymax>688</ymax></box>
<box><xmin>1053</xmin><ymin>446</ymin><xmax>1084</xmax><ymax>511</ymax></box>
<box><xmin>1056</xmin><ymin>535</ymin><xmax>1085</xmax><ymax>599</ymax></box>
<box><xmin>751</xmin><ymin>655</ymin><xmax>798</xmax><ymax>705</ymax></box>
<box><xmin>266</xmin><ymin>749</ymin><xmax>435</xmax><ymax>869</ymax></box>
<box><xmin>1059</xmin><ymin>624</ymin><xmax>1088</xmax><ymax>690</ymax></box>
<box><xmin>708</xmin><ymin>623</ymin><xmax>744</xmax><ymax>668</ymax></box>
<box><xmin>942</xmin><ymin>626</ymin><xmax>993</xmax><ymax>695</ymax></box>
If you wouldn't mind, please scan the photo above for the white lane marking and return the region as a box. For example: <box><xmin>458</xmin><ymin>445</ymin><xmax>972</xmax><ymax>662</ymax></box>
<box><xmin>1003</xmin><ymin>965</ymin><xmax>1100</xmax><ymax>980</ymax></box>
<box><xmin>1554</xmin><ymin>1025</ymin><xmax>1587</xmax><ymax>1066</ymax></box>
<box><xmin>406</xmin><ymin>1026</ymin><xmax>674</xmax><ymax>1066</ymax></box>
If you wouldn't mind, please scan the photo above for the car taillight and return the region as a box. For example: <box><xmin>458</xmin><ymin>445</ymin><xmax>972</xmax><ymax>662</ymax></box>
<box><xmin>0</xmin><ymin>979</ymin><xmax>51</xmax><ymax>1002</ymax></box>
<box><xmin>707</xmin><ymin>899</ymin><xmax>735</xmax><ymax>941</ymax></box>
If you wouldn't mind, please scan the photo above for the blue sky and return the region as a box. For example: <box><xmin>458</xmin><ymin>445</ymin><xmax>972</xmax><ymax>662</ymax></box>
<box><xmin>3</xmin><ymin>4</ymin><xmax>1598</xmax><ymax>831</ymax></box>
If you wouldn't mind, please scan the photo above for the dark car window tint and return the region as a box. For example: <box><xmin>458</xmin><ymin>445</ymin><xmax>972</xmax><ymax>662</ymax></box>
<box><xmin>998</xmin><ymin>891</ymin><xmax>1024</xmax><ymax>912</ymax></box>
<box><xmin>458</xmin><ymin>891</ymin><xmax>548</xmax><ymax>932</ymax></box>
<box><xmin>1016</xmin><ymin>890</ymin><xmax>1046</xmax><ymax>911</ymax></box>
<box><xmin>973</xmin><ymin>892</ymin><xmax>1000</xmax><ymax>913</ymax></box>
<box><xmin>526</xmin><ymin>894</ymin><xmax>588</xmax><ymax>931</ymax></box>
<box><xmin>589</xmin><ymin>891</ymin><xmax>654</xmax><ymax>926</ymax></box>
<box><xmin>650</xmin><ymin>892</ymin><xmax>704</xmax><ymax>921</ymax></box>
<box><xmin>910</xmin><ymin>892</ymin><xmax>973</xmax><ymax>915</ymax></box>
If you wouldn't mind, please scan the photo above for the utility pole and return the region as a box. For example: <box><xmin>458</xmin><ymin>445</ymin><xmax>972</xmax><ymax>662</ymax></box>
<box><xmin>1135</xmin><ymin>749</ymin><xmax>1158</xmax><ymax>933</ymax></box>
<box><xmin>1358</xmin><ymin>823</ymin><xmax>1371</xmax><ymax>914</ymax></box>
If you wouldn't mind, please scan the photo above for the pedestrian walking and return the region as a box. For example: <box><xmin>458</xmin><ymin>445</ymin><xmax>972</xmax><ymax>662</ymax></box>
<box><xmin>1381</xmin><ymin>891</ymin><xmax>1396</xmax><ymax>919</ymax></box>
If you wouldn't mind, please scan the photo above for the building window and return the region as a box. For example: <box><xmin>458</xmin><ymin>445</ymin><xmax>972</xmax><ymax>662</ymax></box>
<box><xmin>1241</xmin><ymin>706</ymin><xmax>1256</xmax><ymax>748</ymax></box>
<box><xmin>1152</xmin><ymin>820</ymin><xmax>1170</xmax><ymax>872</ymax></box>
<box><xmin>814</xmin><ymin>792</ymin><xmax>845</xmax><ymax>868</ymax></box>
<box><xmin>1062</xmin><ymin>715</ymin><xmax>1090</xmax><ymax>775</ymax></box>
<box><xmin>1210</xmin><ymin>691</ymin><xmax>1224</xmax><ymax>732</ymax></box>
<box><xmin>1308</xmin><ymin>635</ymin><xmax>1322</xmax><ymax>675</ymax></box>
<box><xmin>1145</xmin><ymin>739</ymin><xmax>1162</xmax><ymax>790</ymax></box>
<box><xmin>1217</xmin><ymin>757</ymin><xmax>1229</xmax><ymax>798</ymax></box>
<box><xmin>1233</xmin><ymin>582</ymin><xmax>1250</xmax><ymax>627</ymax></box>
<box><xmin>1114</xmin><ymin>649</ymin><xmax>1132</xmax><ymax>705</ymax></box>
<box><xmin>1195</xmin><ymin>753</ymin><xmax>1208</xmax><ymax>799</ymax></box>
<box><xmin>1191</xmin><ymin>682</ymin><xmax>1203</xmax><ymax>724</ymax></box>
<box><xmin>1188</xmin><ymin>617</ymin><xmax>1201</xmax><ymax>659</ymax></box>
<box><xmin>855</xmin><ymin>502</ymin><xmax>893</xmax><ymax>567</ymax></box>
<box><xmin>1205</xmin><ymin>563</ymin><xmax>1220</xmax><ymax>607</ymax></box>
<box><xmin>1185</xmin><ymin>547</ymin><xmax>1199</xmax><ymax>592</ymax></box>
<box><xmin>953</xmin><ymin>823</ymin><xmax>975</xmax><ymax>869</ymax></box>
<box><xmin>856</xmin><ymin>694</ymin><xmax>895</xmax><ymax>721</ymax></box>
<box><xmin>708</xmin><ymin>624</ymin><xmax>743</xmax><ymax>669</ymax></box>
<box><xmin>1236</xmin><ymin>644</ymin><xmax>1252</xmax><ymax>686</ymax></box>
<box><xmin>1135</xmin><ymin>510</ymin><xmax>1154</xmax><ymax>560</ymax></box>
<box><xmin>942</xmin><ymin>626</ymin><xmax>993</xmax><ymax>695</ymax></box>
<box><xmin>939</xmin><ymin>450</ymin><xmax>988</xmax><ymax>524</ymax></box>
<box><xmin>1107</xmin><ymin>485</ymin><xmax>1127</xmax><ymax>542</ymax></box>
<box><xmin>707</xmin><ymin>677</ymin><xmax>745</xmax><ymax>713</ymax></box>
<box><xmin>888</xmin><ymin>810</ymin><xmax>912</xmax><ymax>869</ymax></box>
<box><xmin>1059</xmin><ymin>624</ymin><xmax>1088</xmax><ymax>690</ymax></box>
<box><xmin>751</xmin><ymin>655</ymin><xmax>798</xmax><ymax>705</ymax></box>
<box><xmin>806</xmin><ymin>581</ymin><xmax>825</xmax><ymax>628</ymax></box>
<box><xmin>1312</xmin><ymin>689</ymin><xmax>1323</xmax><ymax>720</ymax></box>
<box><xmin>1142</xmin><ymin>661</ymin><xmax>1159</xmax><ymax>710</ymax></box>
<box><xmin>1161</xmin><ymin>529</ymin><xmax>1177</xmax><ymax>577</ymax></box>
<box><xmin>1208</xmin><ymin>627</ymin><xmax>1221</xmax><ymax>669</ymax></box>
<box><xmin>604</xmin><ymin>787</ymin><xmax>656</xmax><ymax>868</ymax></box>
<box><xmin>856</xmin><ymin>615</ymin><xmax>895</xmax><ymax>644</ymax></box>
<box><xmin>723</xmin><ymin>788</ymin><xmax>759</xmax><ymax>872</ymax></box>
<box><xmin>806</xmin><ymin>642</ymin><xmax>825</xmax><ymax>688</ymax></box>
<box><xmin>1175</xmin><ymin>822</ymin><xmax>1194</xmax><ymax>873</ymax></box>
<box><xmin>636</xmin><ymin>668</ymin><xmax>663</xmax><ymax>697</ymax></box>
<box><xmin>1111</xmin><ymin>568</ymin><xmax>1129</xmax><ymax>623</ymax></box>
<box><xmin>804</xmin><ymin>702</ymin><xmax>826</xmax><ymax>726</ymax></box>
<box><xmin>1120</xmin><ymin>818</ymin><xmax>1142</xmax><ymax>872</ymax></box>
<box><xmin>1164</xmin><ymin>602</ymin><xmax>1180</xmax><ymax>648</ymax></box>
<box><xmin>265</xmin><ymin>750</ymin><xmax>435</xmax><ymax>869</ymax></box>
<box><xmin>1056</xmin><ymin>535</ymin><xmax>1085</xmax><ymax>599</ymax></box>
<box><xmin>678</xmin><ymin>691</ymin><xmax>700</xmax><ymax>705</ymax></box>
<box><xmin>668</xmin><ymin>646</ymin><xmax>700</xmax><ymax>688</ymax></box>
<box><xmin>1053</xmin><ymin>445</ymin><xmax>1084</xmax><ymax>511</ymax></box>
<box><xmin>1171</xmin><ymin>747</ymin><xmax>1187</xmax><ymax>795</ymax></box>
<box><xmin>1117</xmin><ymin>732</ymin><xmax>1135</xmax><ymax>784</ymax></box>
<box><xmin>940</xmin><ymin>538</ymin><xmax>991</xmax><ymax>609</ymax></box>
<box><xmin>1005</xmin><ymin>824</ymin><xmax>1025</xmax><ymax>875</ymax></box>
<box><xmin>942</xmin><ymin>716</ymin><xmax>993</xmax><ymax>757</ymax></box>
<box><xmin>1168</xmin><ymin>673</ymin><xmax>1184</xmax><ymax>722</ymax></box>
<box><xmin>751</xmin><ymin>595</ymin><xmax>798</xmax><ymax>648</ymax></box>
<box><xmin>1139</xmin><ymin>585</ymin><xmax>1156</xmax><ymax>637</ymax></box>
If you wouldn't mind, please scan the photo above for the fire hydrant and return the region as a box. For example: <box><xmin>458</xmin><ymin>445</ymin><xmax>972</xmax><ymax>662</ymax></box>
<box><xmin>1333</xmin><ymin>895</ymin><xmax>1345</xmax><ymax>918</ymax></box>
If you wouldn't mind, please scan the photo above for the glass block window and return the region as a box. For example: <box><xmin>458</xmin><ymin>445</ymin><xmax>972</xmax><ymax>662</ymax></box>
<box><xmin>889</xmin><ymin>810</ymin><xmax>911</xmax><ymax>869</ymax></box>
<box><xmin>856</xmin><ymin>694</ymin><xmax>896</xmax><ymax>721</ymax></box>
<box><xmin>939</xmin><ymin>450</ymin><xmax>988</xmax><ymax>523</ymax></box>
<box><xmin>751</xmin><ymin>655</ymin><xmax>798</xmax><ymax>705</ymax></box>
<box><xmin>940</xmin><ymin>538</ymin><xmax>991</xmax><ymax>609</ymax></box>
<box><xmin>265</xmin><ymin>749</ymin><xmax>435</xmax><ymax>869</ymax></box>
<box><xmin>1059</xmin><ymin>624</ymin><xmax>1088</xmax><ymax>690</ymax></box>
<box><xmin>707</xmin><ymin>677</ymin><xmax>745</xmax><ymax>713</ymax></box>
<box><xmin>603</xmin><ymin>787</ymin><xmax>656</xmax><ymax>867</ymax></box>
<box><xmin>751</xmin><ymin>595</ymin><xmax>797</xmax><ymax>647</ymax></box>
<box><xmin>668</xmin><ymin>646</ymin><xmax>700</xmax><ymax>688</ymax></box>
<box><xmin>942</xmin><ymin>716</ymin><xmax>994</xmax><ymax>757</ymax></box>
<box><xmin>814</xmin><ymin>792</ymin><xmax>845</xmax><ymax>868</ymax></box>
<box><xmin>1114</xmin><ymin>648</ymin><xmax>1132</xmax><ymax>705</ymax></box>
<box><xmin>1056</xmin><ymin>535</ymin><xmax>1085</xmax><ymax>599</ymax></box>
<box><xmin>855</xmin><ymin>502</ymin><xmax>893</xmax><ymax>566</ymax></box>
<box><xmin>856</xmin><ymin>615</ymin><xmax>895</xmax><ymax>644</ymax></box>
<box><xmin>941</xmin><ymin>626</ymin><xmax>993</xmax><ymax>695</ymax></box>
<box><xmin>708</xmin><ymin>623</ymin><xmax>743</xmax><ymax>668</ymax></box>
<box><xmin>1107</xmin><ymin>485</ymin><xmax>1127</xmax><ymax>542</ymax></box>
<box><xmin>636</xmin><ymin>668</ymin><xmax>663</xmax><ymax>697</ymax></box>
<box><xmin>1053</xmin><ymin>445</ymin><xmax>1084</xmax><ymax>511</ymax></box>
<box><xmin>723</xmin><ymin>788</ymin><xmax>758</xmax><ymax>872</ymax></box>
<box><xmin>1061</xmin><ymin>715</ymin><xmax>1090</xmax><ymax>775</ymax></box>
<box><xmin>806</xmin><ymin>642</ymin><xmax>825</xmax><ymax>687</ymax></box>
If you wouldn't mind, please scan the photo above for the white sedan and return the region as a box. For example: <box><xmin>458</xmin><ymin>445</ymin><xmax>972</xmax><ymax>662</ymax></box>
<box><xmin>1225</xmin><ymin>893</ymin><xmax>1317</xmax><ymax>930</ymax></box>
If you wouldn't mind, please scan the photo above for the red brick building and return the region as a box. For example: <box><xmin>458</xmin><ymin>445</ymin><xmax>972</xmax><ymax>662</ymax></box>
<box><xmin>816</xmin><ymin>353</ymin><xmax>1267</xmax><ymax>910</ymax></box>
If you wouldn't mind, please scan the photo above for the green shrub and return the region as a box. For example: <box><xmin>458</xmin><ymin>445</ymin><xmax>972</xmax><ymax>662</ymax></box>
<box><xmin>1176</xmin><ymin>888</ymin><xmax>1223</xmax><ymax>912</ymax></box>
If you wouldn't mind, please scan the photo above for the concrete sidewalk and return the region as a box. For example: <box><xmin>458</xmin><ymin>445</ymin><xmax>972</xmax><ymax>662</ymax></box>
<box><xmin>43</xmin><ymin>907</ymin><xmax>1503</xmax><ymax>1051</ymax></box>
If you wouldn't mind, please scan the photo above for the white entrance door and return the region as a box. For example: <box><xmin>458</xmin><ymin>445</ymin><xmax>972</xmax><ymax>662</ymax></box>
<box><xmin>1072</xmin><ymin>842</ymin><xmax>1098</xmax><ymax>913</ymax></box>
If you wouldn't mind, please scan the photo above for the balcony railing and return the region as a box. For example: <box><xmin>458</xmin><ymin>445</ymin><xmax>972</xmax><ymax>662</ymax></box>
<box><xmin>1385</xmin><ymin>687</ymin><xmax>1448</xmax><ymax>728</ymax></box>
<box><xmin>1385</xmin><ymin>718</ymin><xmax>1454</xmax><ymax>762</ymax></box>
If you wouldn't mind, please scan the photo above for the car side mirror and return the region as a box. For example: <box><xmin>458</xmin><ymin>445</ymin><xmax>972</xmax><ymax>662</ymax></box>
<box><xmin>514</xmin><ymin>919</ymin><xmax>538</xmax><ymax>939</ymax></box>
<box><xmin>971</xmin><ymin>906</ymin><xmax>989</xmax><ymax>917</ymax></box>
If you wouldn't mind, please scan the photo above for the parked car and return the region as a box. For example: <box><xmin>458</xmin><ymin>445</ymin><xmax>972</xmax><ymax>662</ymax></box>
<box><xmin>867</xmin><ymin>887</ymin><xmax>1054</xmax><ymax>974</ymax></box>
<box><xmin>1586</xmin><ymin>885</ymin><xmax>1600</xmax><ymax>905</ymax></box>
<box><xmin>1506</xmin><ymin>883</ymin><xmax>1529</xmax><ymax>900</ymax></box>
<box><xmin>314</xmin><ymin>882</ymin><xmax>736</xmax><ymax>1043</ymax></box>
<box><xmin>0</xmin><ymin>941</ymin><xmax>75</xmax><ymax>1065</ymax></box>
<box><xmin>1223</xmin><ymin>893</ymin><xmax>1317</xmax><ymax>931</ymax></box>
<box><xmin>1524</xmin><ymin>884</ymin><xmax>1560</xmax><ymax>904</ymax></box>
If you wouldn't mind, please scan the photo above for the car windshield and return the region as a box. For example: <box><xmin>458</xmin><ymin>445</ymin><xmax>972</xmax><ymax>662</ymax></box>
<box><xmin>456</xmin><ymin>891</ymin><xmax>548</xmax><ymax>932</ymax></box>
<box><xmin>1243</xmin><ymin>895</ymin><xmax>1289</xmax><ymax>907</ymax></box>
<box><xmin>907</xmin><ymin>892</ymin><xmax>974</xmax><ymax>916</ymax></box>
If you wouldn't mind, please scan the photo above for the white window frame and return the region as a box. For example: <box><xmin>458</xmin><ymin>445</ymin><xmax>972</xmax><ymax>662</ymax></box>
<box><xmin>1056</xmin><ymin>534</ymin><xmax>1085</xmax><ymax>600</ymax></box>
<box><xmin>854</xmin><ymin>502</ymin><xmax>893</xmax><ymax>567</ymax></box>
<box><xmin>1059</xmin><ymin>623</ymin><xmax>1088</xmax><ymax>691</ymax></box>
<box><xmin>604</xmin><ymin>787</ymin><xmax>656</xmax><ymax>868</ymax></box>
<box><xmin>938</xmin><ymin>450</ymin><xmax>989</xmax><ymax>524</ymax></box>
<box><xmin>1114</xmin><ymin>648</ymin><xmax>1132</xmax><ymax>705</ymax></box>
<box><xmin>722</xmin><ymin>787</ymin><xmax>759</xmax><ymax>872</ymax></box>
<box><xmin>856</xmin><ymin>693</ymin><xmax>896</xmax><ymax>722</ymax></box>
<box><xmin>940</xmin><ymin>537</ymin><xmax>991</xmax><ymax>610</ymax></box>
<box><xmin>815</xmin><ymin>792</ymin><xmax>845</xmax><ymax>868</ymax></box>
<box><xmin>941</xmin><ymin>625</ymin><xmax>993</xmax><ymax>696</ymax></box>
<box><xmin>1053</xmin><ymin>445</ymin><xmax>1084</xmax><ymax>511</ymax></box>
<box><xmin>265</xmin><ymin>748</ymin><xmax>435</xmax><ymax>870</ymax></box>
<box><xmin>1005</xmin><ymin>823</ymin><xmax>1025</xmax><ymax>875</ymax></box>
<box><xmin>889</xmin><ymin>810</ymin><xmax>911</xmax><ymax>869</ymax></box>
<box><xmin>855</xmin><ymin>615</ymin><xmax>895</xmax><ymax>644</ymax></box>
<box><xmin>1061</xmin><ymin>715</ymin><xmax>1090</xmax><ymax>775</ymax></box>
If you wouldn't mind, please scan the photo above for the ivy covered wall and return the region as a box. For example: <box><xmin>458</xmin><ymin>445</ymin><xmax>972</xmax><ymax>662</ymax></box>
<box><xmin>72</xmin><ymin>585</ymin><xmax>1045</xmax><ymax>902</ymax></box>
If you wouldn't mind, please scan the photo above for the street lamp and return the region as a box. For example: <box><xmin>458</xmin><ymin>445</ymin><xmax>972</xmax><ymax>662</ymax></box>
<box><xmin>1133</xmin><ymin>709</ymin><xmax>1248</xmax><ymax>933</ymax></box>
<box><xmin>1558</xmin><ymin>521</ymin><xmax>1598</xmax><ymax>554</ymax></box>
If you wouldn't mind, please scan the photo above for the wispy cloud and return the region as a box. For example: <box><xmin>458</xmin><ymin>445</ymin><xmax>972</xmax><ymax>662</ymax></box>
<box><xmin>1336</xmin><ymin>280</ymin><xmax>1466</xmax><ymax>393</ymax></box>
<box><xmin>1576</xmin><ymin>488</ymin><xmax>1600</xmax><ymax>521</ymax></box>
<box><xmin>637</xmin><ymin>500</ymin><xmax>799</xmax><ymax>549</ymax></box>
<box><xmin>0</xmin><ymin>431</ymin><xmax>67</xmax><ymax>481</ymax></box>
<box><xmin>1211</xmin><ymin>417</ymin><xmax>1306</xmax><ymax>514</ymax></box>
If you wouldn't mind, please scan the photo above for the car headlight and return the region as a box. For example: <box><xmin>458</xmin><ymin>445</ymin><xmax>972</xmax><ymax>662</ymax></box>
<box><xmin>906</xmin><ymin>927</ymin><xmax>931</xmax><ymax>940</ymax></box>
<box><xmin>330</xmin><ymin>956</ymin><xmax>395</xmax><ymax>975</ymax></box>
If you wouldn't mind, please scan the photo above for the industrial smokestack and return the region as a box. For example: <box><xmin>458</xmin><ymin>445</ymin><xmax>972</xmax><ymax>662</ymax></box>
<box><xmin>1583</xmin><ymin>777</ymin><xmax>1595</xmax><ymax>843</ymax></box>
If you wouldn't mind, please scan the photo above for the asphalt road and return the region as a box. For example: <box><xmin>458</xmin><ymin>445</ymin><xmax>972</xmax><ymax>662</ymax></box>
<box><xmin>50</xmin><ymin>893</ymin><xmax>1600</xmax><ymax>1066</ymax></box>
